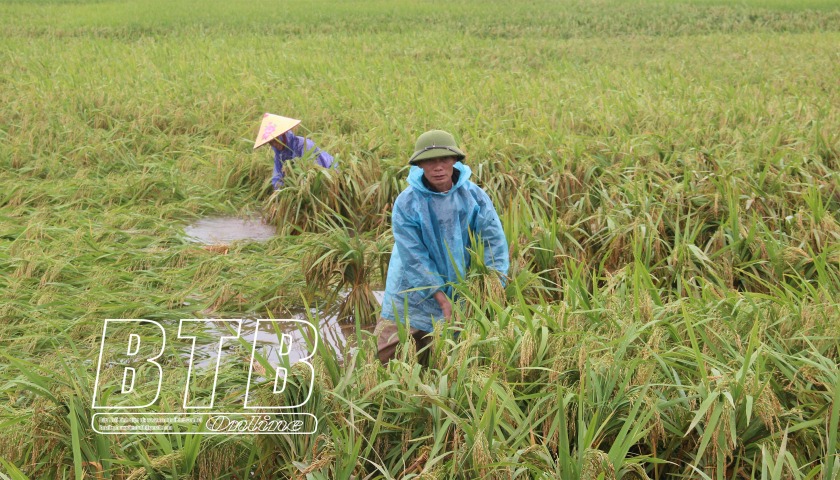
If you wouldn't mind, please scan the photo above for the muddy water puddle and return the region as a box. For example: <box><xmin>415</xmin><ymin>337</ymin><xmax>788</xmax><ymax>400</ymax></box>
<box><xmin>187</xmin><ymin>291</ymin><xmax>385</xmax><ymax>369</ymax></box>
<box><xmin>183</xmin><ymin>215</ymin><xmax>276</xmax><ymax>243</ymax></box>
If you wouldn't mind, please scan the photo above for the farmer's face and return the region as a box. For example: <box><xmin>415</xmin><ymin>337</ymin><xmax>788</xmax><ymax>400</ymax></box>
<box><xmin>267</xmin><ymin>127</ymin><xmax>296</xmax><ymax>150</ymax></box>
<box><xmin>268</xmin><ymin>137</ymin><xmax>286</xmax><ymax>150</ymax></box>
<box><xmin>418</xmin><ymin>156</ymin><xmax>457</xmax><ymax>192</ymax></box>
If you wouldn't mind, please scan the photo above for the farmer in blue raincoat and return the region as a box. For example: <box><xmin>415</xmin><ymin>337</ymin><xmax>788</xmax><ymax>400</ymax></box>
<box><xmin>377</xmin><ymin>130</ymin><xmax>509</xmax><ymax>365</ymax></box>
<box><xmin>253</xmin><ymin>113</ymin><xmax>334</xmax><ymax>189</ymax></box>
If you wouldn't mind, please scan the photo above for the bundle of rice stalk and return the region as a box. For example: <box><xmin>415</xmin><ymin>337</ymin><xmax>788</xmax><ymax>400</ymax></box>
<box><xmin>448</xmin><ymin>231</ymin><xmax>509</xmax><ymax>318</ymax></box>
<box><xmin>263</xmin><ymin>161</ymin><xmax>345</xmax><ymax>235</ymax></box>
<box><xmin>300</xmin><ymin>223</ymin><xmax>382</xmax><ymax>325</ymax></box>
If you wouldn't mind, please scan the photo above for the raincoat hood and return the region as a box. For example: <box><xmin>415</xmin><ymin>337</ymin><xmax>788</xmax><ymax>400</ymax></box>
<box><xmin>407</xmin><ymin>161</ymin><xmax>472</xmax><ymax>195</ymax></box>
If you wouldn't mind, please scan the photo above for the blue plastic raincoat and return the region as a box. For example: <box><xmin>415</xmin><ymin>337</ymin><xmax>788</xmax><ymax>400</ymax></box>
<box><xmin>380</xmin><ymin>161</ymin><xmax>509</xmax><ymax>333</ymax></box>
<box><xmin>271</xmin><ymin>131</ymin><xmax>335</xmax><ymax>189</ymax></box>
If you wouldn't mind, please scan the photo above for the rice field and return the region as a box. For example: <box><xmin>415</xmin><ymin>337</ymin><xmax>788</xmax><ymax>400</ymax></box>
<box><xmin>1</xmin><ymin>0</ymin><xmax>840</xmax><ymax>478</ymax></box>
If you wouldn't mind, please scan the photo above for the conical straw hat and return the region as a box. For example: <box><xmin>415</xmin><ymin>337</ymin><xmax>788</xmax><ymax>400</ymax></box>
<box><xmin>253</xmin><ymin>113</ymin><xmax>301</xmax><ymax>150</ymax></box>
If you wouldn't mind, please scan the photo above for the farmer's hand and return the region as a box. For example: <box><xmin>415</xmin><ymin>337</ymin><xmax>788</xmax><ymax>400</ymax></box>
<box><xmin>433</xmin><ymin>290</ymin><xmax>452</xmax><ymax>321</ymax></box>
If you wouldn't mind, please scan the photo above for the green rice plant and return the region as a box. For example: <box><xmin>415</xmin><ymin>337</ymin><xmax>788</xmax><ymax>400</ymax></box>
<box><xmin>262</xmin><ymin>163</ymin><xmax>346</xmax><ymax>236</ymax></box>
<box><xmin>262</xmin><ymin>152</ymin><xmax>395</xmax><ymax>235</ymax></box>
<box><xmin>298</xmin><ymin>224</ymin><xmax>388</xmax><ymax>326</ymax></box>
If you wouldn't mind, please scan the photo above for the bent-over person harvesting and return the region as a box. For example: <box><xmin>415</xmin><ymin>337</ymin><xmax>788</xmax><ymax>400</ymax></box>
<box><xmin>377</xmin><ymin>130</ymin><xmax>509</xmax><ymax>365</ymax></box>
<box><xmin>253</xmin><ymin>113</ymin><xmax>335</xmax><ymax>189</ymax></box>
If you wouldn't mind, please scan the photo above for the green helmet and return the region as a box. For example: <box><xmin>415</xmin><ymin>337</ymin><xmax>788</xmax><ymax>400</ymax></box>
<box><xmin>409</xmin><ymin>130</ymin><xmax>466</xmax><ymax>165</ymax></box>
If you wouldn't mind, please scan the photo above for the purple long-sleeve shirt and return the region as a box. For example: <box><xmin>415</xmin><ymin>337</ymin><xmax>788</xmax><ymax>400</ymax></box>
<box><xmin>271</xmin><ymin>130</ymin><xmax>335</xmax><ymax>189</ymax></box>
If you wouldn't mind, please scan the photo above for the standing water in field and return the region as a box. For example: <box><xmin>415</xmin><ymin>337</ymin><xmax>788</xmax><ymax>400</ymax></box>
<box><xmin>182</xmin><ymin>216</ymin><xmax>276</xmax><ymax>243</ymax></box>
<box><xmin>189</xmin><ymin>291</ymin><xmax>385</xmax><ymax>368</ymax></box>
<box><xmin>179</xmin><ymin>216</ymin><xmax>382</xmax><ymax>367</ymax></box>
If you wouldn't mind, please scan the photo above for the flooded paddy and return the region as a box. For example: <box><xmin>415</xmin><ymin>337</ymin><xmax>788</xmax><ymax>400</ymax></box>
<box><xmin>178</xmin><ymin>215</ymin><xmax>384</xmax><ymax>369</ymax></box>
<box><xmin>182</xmin><ymin>215</ymin><xmax>276</xmax><ymax>244</ymax></box>
<box><xmin>188</xmin><ymin>291</ymin><xmax>385</xmax><ymax>368</ymax></box>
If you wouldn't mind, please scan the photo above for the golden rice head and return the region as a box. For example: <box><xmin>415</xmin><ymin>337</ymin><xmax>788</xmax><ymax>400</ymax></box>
<box><xmin>580</xmin><ymin>449</ymin><xmax>615</xmax><ymax>480</ymax></box>
<box><xmin>519</xmin><ymin>328</ymin><xmax>535</xmax><ymax>381</ymax></box>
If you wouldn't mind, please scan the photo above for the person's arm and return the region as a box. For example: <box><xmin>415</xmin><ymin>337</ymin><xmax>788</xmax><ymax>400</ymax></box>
<box><xmin>269</xmin><ymin>133</ymin><xmax>310</xmax><ymax>189</ymax></box>
<box><xmin>314</xmin><ymin>149</ymin><xmax>334</xmax><ymax>169</ymax></box>
<box><xmin>474</xmin><ymin>190</ymin><xmax>510</xmax><ymax>286</ymax></box>
<box><xmin>286</xmin><ymin>132</ymin><xmax>335</xmax><ymax>169</ymax></box>
<box><xmin>270</xmin><ymin>145</ymin><xmax>285</xmax><ymax>189</ymax></box>
<box><xmin>306</xmin><ymin>139</ymin><xmax>334</xmax><ymax>169</ymax></box>
<box><xmin>392</xmin><ymin>199</ymin><xmax>446</xmax><ymax>307</ymax></box>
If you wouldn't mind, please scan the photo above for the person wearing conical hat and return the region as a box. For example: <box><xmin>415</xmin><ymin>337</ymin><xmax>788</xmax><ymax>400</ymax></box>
<box><xmin>254</xmin><ymin>113</ymin><xmax>335</xmax><ymax>189</ymax></box>
<box><xmin>376</xmin><ymin>130</ymin><xmax>509</xmax><ymax>366</ymax></box>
